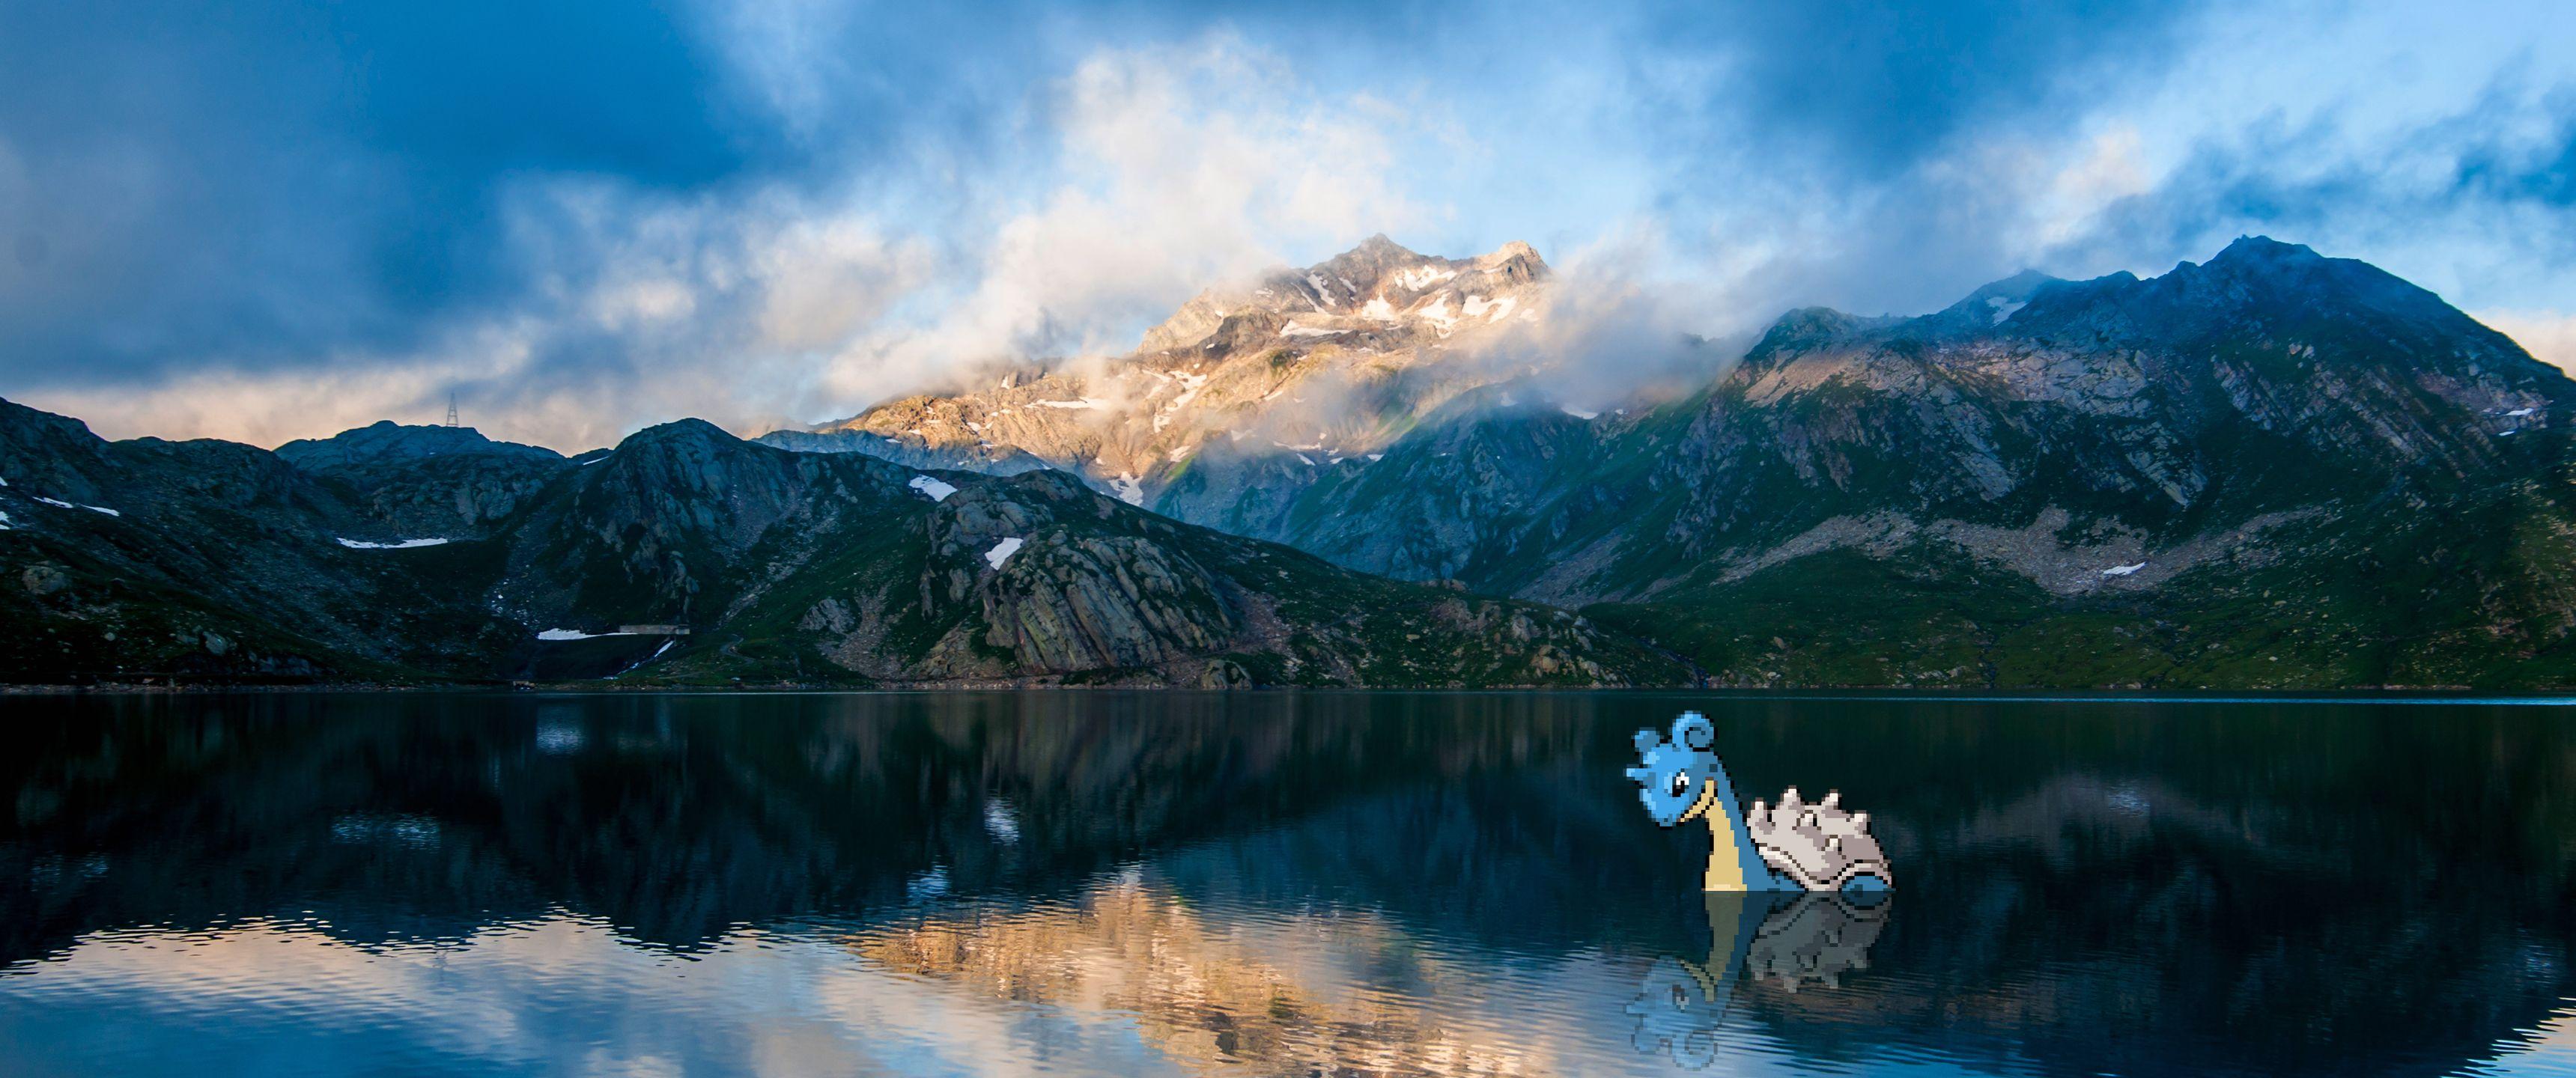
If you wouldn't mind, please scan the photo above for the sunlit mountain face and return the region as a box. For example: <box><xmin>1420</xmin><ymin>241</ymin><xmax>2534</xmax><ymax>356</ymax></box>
<box><xmin>4</xmin><ymin>692</ymin><xmax>2575</xmax><ymax>1077</ymax></box>
<box><xmin>10</xmin><ymin>234</ymin><xmax>2576</xmax><ymax>689</ymax></box>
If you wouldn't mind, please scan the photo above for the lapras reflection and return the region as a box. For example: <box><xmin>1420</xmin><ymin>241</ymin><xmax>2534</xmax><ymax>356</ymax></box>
<box><xmin>1628</xmin><ymin>892</ymin><xmax>1892</xmax><ymax>1070</ymax></box>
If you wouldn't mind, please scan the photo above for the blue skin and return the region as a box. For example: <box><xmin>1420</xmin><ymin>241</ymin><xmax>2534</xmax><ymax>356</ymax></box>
<box><xmin>1628</xmin><ymin>711</ymin><xmax>1888</xmax><ymax>895</ymax></box>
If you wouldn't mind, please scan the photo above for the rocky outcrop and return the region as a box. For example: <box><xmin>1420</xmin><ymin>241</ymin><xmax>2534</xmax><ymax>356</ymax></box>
<box><xmin>771</xmin><ymin>235</ymin><xmax>1558</xmax><ymax>517</ymax></box>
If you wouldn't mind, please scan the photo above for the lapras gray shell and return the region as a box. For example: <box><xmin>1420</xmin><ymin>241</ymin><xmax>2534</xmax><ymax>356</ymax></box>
<box><xmin>1743</xmin><ymin>787</ymin><xmax>1894</xmax><ymax>893</ymax></box>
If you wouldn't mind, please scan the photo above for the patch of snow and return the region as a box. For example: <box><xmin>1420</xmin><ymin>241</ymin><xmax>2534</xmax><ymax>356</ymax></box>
<box><xmin>2506</xmin><ymin>407</ymin><xmax>2536</xmax><ymax>417</ymax></box>
<box><xmin>1393</xmin><ymin>265</ymin><xmax>1457</xmax><ymax>290</ymax></box>
<box><xmin>0</xmin><ymin>475</ymin><xmax>8</xmax><ymax>486</ymax></box>
<box><xmin>337</xmin><ymin>537</ymin><xmax>451</xmax><ymax>549</ymax></box>
<box><xmin>1415</xmin><ymin>296</ymin><xmax>1458</xmax><ymax>333</ymax></box>
<box><xmin>1110</xmin><ymin>472</ymin><xmax>1145</xmax><ymax>505</ymax></box>
<box><xmin>1499</xmin><ymin>392</ymin><xmax>1518</xmax><ymax>407</ymax></box>
<box><xmin>1462</xmin><ymin>294</ymin><xmax>1518</xmax><ymax>322</ymax></box>
<box><xmin>537</xmin><ymin>627</ymin><xmax>632</xmax><ymax>641</ymax></box>
<box><xmin>1032</xmin><ymin>398</ymin><xmax>1110</xmax><ymax>410</ymax></box>
<box><xmin>0</xmin><ymin>509</ymin><xmax>10</xmax><ymax>530</ymax></box>
<box><xmin>908</xmin><ymin>475</ymin><xmax>958</xmax><ymax>502</ymax></box>
<box><xmin>1366</xmin><ymin>453</ymin><xmax>1385</xmax><ymax>462</ymax></box>
<box><xmin>580</xmin><ymin>454</ymin><xmax>610</xmax><ymax>466</ymax></box>
<box><xmin>2500</xmin><ymin>429</ymin><xmax>2519</xmax><ymax>436</ymax></box>
<box><xmin>1295</xmin><ymin>453</ymin><xmax>1316</xmax><ymax>466</ymax></box>
<box><xmin>1305</xmin><ymin>272</ymin><xmax>1333</xmax><ymax>298</ymax></box>
<box><xmin>607</xmin><ymin>639</ymin><xmax>678</xmax><ymax>679</ymax></box>
<box><xmin>1153</xmin><ymin>371</ymin><xmax>1209</xmax><ymax>433</ymax></box>
<box><xmin>2100</xmin><ymin>562</ymin><xmax>2147</xmax><ymax>577</ymax></box>
<box><xmin>1361</xmin><ymin>297</ymin><xmax>1397</xmax><ymax>320</ymax></box>
<box><xmin>1338</xmin><ymin>275</ymin><xmax>1356</xmax><ymax>293</ymax></box>
<box><xmin>1985</xmin><ymin>296</ymin><xmax>2027</xmax><ymax>324</ymax></box>
<box><xmin>1281</xmin><ymin>323</ymin><xmax>1344</xmax><ymax>338</ymax></box>
<box><xmin>34</xmin><ymin>496</ymin><xmax>127</xmax><ymax>517</ymax></box>
<box><xmin>1167</xmin><ymin>445</ymin><xmax>1192</xmax><ymax>463</ymax></box>
<box><xmin>1560</xmin><ymin>405</ymin><xmax>1600</xmax><ymax>420</ymax></box>
<box><xmin>984</xmin><ymin>537</ymin><xmax>1024</xmax><ymax>569</ymax></box>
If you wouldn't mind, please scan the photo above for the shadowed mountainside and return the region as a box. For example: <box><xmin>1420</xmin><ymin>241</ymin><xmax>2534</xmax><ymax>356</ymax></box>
<box><xmin>0</xmin><ymin>404</ymin><xmax>1683</xmax><ymax>687</ymax></box>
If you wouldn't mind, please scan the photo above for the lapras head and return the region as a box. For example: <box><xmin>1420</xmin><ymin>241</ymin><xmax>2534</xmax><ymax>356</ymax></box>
<box><xmin>1628</xmin><ymin>710</ymin><xmax>1720</xmax><ymax>826</ymax></box>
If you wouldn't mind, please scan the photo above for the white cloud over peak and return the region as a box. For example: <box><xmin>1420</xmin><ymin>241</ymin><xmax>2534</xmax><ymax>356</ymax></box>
<box><xmin>815</xmin><ymin>37</ymin><xmax>1433</xmax><ymax>409</ymax></box>
<box><xmin>2480</xmin><ymin>310</ymin><xmax>2576</xmax><ymax>376</ymax></box>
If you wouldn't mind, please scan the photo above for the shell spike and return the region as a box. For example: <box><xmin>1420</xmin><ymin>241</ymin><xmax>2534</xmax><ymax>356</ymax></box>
<box><xmin>1781</xmin><ymin>787</ymin><xmax>1802</xmax><ymax>808</ymax></box>
<box><xmin>1821</xmin><ymin>790</ymin><xmax>1841</xmax><ymax>808</ymax></box>
<box><xmin>1848</xmin><ymin>811</ymin><xmax>1870</xmax><ymax>831</ymax></box>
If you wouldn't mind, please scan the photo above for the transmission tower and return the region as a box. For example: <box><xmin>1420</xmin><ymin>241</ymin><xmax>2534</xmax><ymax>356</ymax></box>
<box><xmin>445</xmin><ymin>393</ymin><xmax>458</xmax><ymax>427</ymax></box>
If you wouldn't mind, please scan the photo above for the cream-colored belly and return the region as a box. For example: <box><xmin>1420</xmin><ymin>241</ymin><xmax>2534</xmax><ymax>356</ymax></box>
<box><xmin>1704</xmin><ymin>807</ymin><xmax>1752</xmax><ymax>892</ymax></box>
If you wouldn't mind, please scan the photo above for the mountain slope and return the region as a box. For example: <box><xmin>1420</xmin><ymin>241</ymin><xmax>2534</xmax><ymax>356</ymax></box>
<box><xmin>772</xmin><ymin>235</ymin><xmax>1556</xmax><ymax>517</ymax></box>
<box><xmin>0</xmin><ymin>402</ymin><xmax>1684</xmax><ymax>687</ymax></box>
<box><xmin>1226</xmin><ymin>237</ymin><xmax>2576</xmax><ymax>688</ymax></box>
<box><xmin>0</xmin><ymin>401</ymin><xmax>522</xmax><ymax>679</ymax></box>
<box><xmin>277</xmin><ymin>421</ymin><xmax>570</xmax><ymax>540</ymax></box>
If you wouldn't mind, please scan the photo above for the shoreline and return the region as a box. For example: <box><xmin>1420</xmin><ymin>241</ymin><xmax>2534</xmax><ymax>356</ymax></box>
<box><xmin>9</xmin><ymin>680</ymin><xmax>2571</xmax><ymax>702</ymax></box>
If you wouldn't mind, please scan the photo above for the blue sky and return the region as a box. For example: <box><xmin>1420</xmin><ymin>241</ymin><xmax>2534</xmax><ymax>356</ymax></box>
<box><xmin>2</xmin><ymin>0</ymin><xmax>2572</xmax><ymax>450</ymax></box>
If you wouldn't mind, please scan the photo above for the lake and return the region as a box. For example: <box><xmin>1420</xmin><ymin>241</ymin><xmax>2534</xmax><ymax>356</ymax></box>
<box><xmin>1</xmin><ymin>691</ymin><xmax>2572</xmax><ymax>1077</ymax></box>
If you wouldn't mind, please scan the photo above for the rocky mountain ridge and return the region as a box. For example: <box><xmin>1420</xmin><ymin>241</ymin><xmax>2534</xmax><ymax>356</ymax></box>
<box><xmin>10</xmin><ymin>236</ymin><xmax>2575</xmax><ymax>689</ymax></box>
<box><xmin>766</xmin><ymin>235</ymin><xmax>1557</xmax><ymax>517</ymax></box>
<box><xmin>1238</xmin><ymin>238</ymin><xmax>2576</xmax><ymax>686</ymax></box>
<box><xmin>0</xmin><ymin>401</ymin><xmax>1680</xmax><ymax>687</ymax></box>
<box><xmin>767</xmin><ymin>234</ymin><xmax>2576</xmax><ymax>688</ymax></box>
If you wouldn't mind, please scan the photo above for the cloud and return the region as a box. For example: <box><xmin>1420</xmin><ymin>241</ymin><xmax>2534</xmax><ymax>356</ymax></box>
<box><xmin>0</xmin><ymin>1</ymin><xmax>765</xmax><ymax>385</ymax></box>
<box><xmin>1653</xmin><ymin>0</ymin><xmax>2209</xmax><ymax>179</ymax></box>
<box><xmin>2479</xmin><ymin>310</ymin><xmax>2576</xmax><ymax>374</ymax></box>
<box><xmin>811</xmin><ymin>36</ymin><xmax>1433</xmax><ymax>408</ymax></box>
<box><xmin>4</xmin><ymin>0</ymin><xmax>2576</xmax><ymax>453</ymax></box>
<box><xmin>7</xmin><ymin>32</ymin><xmax>1433</xmax><ymax>451</ymax></box>
<box><xmin>20</xmin><ymin>177</ymin><xmax>940</xmax><ymax>451</ymax></box>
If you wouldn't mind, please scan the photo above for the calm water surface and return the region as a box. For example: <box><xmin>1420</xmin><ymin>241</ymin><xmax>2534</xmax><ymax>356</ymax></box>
<box><xmin>2</xmin><ymin>692</ymin><xmax>2573</xmax><ymax>1077</ymax></box>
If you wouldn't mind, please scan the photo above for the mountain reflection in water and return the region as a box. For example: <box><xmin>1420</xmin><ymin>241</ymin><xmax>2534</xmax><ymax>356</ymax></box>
<box><xmin>1</xmin><ymin>692</ymin><xmax>2573</xmax><ymax>1077</ymax></box>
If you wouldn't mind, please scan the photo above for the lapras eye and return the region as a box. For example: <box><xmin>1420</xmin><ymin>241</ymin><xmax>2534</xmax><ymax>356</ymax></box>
<box><xmin>1669</xmin><ymin>772</ymin><xmax>1690</xmax><ymax>797</ymax></box>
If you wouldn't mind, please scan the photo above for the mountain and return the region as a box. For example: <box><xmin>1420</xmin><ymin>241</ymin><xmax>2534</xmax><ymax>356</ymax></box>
<box><xmin>1250</xmin><ymin>238</ymin><xmax>2576</xmax><ymax>687</ymax></box>
<box><xmin>788</xmin><ymin>235</ymin><xmax>2576</xmax><ymax>689</ymax></box>
<box><xmin>277</xmin><ymin>420</ymin><xmax>571</xmax><ymax>539</ymax></box>
<box><xmin>0</xmin><ymin>401</ymin><xmax>1683</xmax><ymax>687</ymax></box>
<box><xmin>12</xmin><ymin>234</ymin><xmax>2572</xmax><ymax>689</ymax></box>
<box><xmin>777</xmin><ymin>234</ymin><xmax>1555</xmax><ymax>520</ymax></box>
